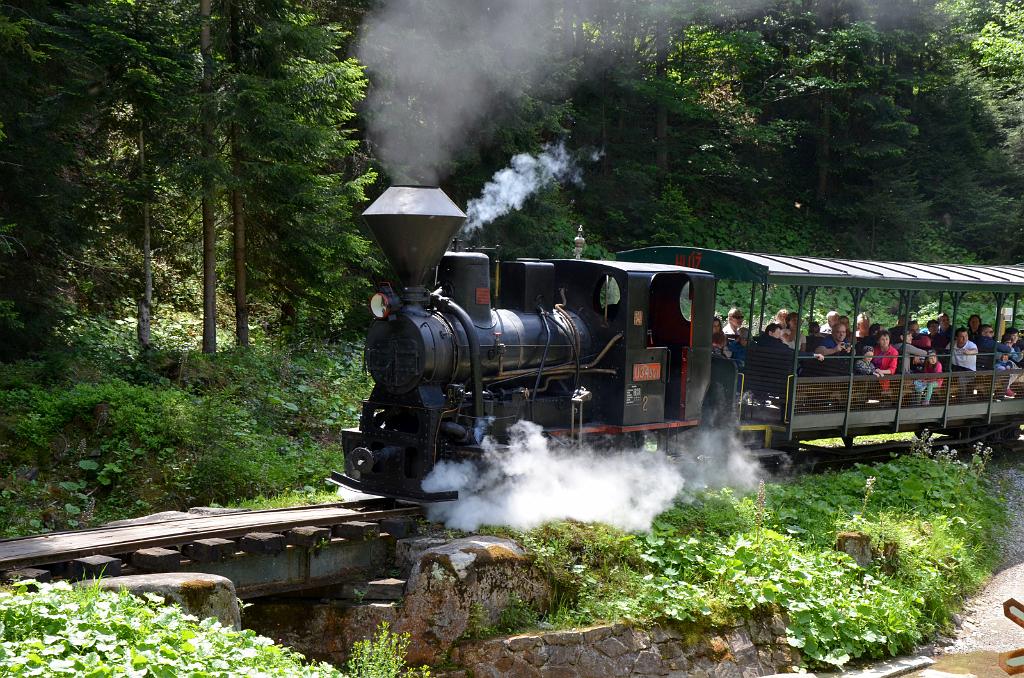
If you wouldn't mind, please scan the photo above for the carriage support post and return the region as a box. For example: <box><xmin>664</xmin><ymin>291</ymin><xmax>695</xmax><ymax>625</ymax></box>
<box><xmin>942</xmin><ymin>291</ymin><xmax>965</xmax><ymax>429</ymax></box>
<box><xmin>894</xmin><ymin>290</ymin><xmax>916</xmax><ymax>432</ymax></box>
<box><xmin>988</xmin><ymin>292</ymin><xmax>1008</xmax><ymax>424</ymax></box>
<box><xmin>842</xmin><ymin>288</ymin><xmax>868</xmax><ymax>438</ymax></box>
<box><xmin>757</xmin><ymin>282</ymin><xmax>768</xmax><ymax>333</ymax></box>
<box><xmin>747</xmin><ymin>283</ymin><xmax>757</xmax><ymax>338</ymax></box>
<box><xmin>785</xmin><ymin>285</ymin><xmax>807</xmax><ymax>441</ymax></box>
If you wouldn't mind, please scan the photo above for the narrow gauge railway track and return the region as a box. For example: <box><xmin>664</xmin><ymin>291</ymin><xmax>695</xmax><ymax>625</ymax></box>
<box><xmin>0</xmin><ymin>497</ymin><xmax>420</xmax><ymax>581</ymax></box>
<box><xmin>770</xmin><ymin>423</ymin><xmax>1024</xmax><ymax>472</ymax></box>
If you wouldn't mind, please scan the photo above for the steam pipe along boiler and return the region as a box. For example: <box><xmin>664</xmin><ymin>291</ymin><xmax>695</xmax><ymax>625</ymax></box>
<box><xmin>331</xmin><ymin>186</ymin><xmax>716</xmax><ymax>502</ymax></box>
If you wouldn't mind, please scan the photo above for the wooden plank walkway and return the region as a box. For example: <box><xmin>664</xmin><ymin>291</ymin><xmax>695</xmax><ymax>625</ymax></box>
<box><xmin>0</xmin><ymin>503</ymin><xmax>419</xmax><ymax>571</ymax></box>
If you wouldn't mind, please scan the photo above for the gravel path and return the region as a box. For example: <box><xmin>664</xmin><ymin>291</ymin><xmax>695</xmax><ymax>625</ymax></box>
<box><xmin>938</xmin><ymin>463</ymin><xmax>1024</xmax><ymax>655</ymax></box>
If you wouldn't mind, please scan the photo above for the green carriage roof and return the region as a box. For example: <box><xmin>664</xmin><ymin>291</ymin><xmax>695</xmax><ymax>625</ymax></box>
<box><xmin>616</xmin><ymin>246</ymin><xmax>1024</xmax><ymax>294</ymax></box>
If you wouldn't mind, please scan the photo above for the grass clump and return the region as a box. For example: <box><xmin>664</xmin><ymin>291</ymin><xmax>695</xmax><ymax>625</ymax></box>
<box><xmin>500</xmin><ymin>440</ymin><xmax>1004</xmax><ymax>670</ymax></box>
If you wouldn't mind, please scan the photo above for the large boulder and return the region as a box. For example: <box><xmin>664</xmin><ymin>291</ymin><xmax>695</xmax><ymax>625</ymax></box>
<box><xmin>80</xmin><ymin>573</ymin><xmax>241</xmax><ymax>630</ymax></box>
<box><xmin>396</xmin><ymin>536</ymin><xmax>552</xmax><ymax>665</ymax></box>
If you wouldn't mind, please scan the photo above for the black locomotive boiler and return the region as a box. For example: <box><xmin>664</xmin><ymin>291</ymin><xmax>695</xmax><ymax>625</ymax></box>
<box><xmin>332</xmin><ymin>186</ymin><xmax>717</xmax><ymax>502</ymax></box>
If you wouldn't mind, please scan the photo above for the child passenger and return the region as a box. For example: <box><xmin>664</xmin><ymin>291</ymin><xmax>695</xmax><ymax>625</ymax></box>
<box><xmin>913</xmin><ymin>350</ymin><xmax>943</xmax><ymax>406</ymax></box>
<box><xmin>995</xmin><ymin>341</ymin><xmax>1018</xmax><ymax>397</ymax></box>
<box><xmin>855</xmin><ymin>346</ymin><xmax>883</xmax><ymax>376</ymax></box>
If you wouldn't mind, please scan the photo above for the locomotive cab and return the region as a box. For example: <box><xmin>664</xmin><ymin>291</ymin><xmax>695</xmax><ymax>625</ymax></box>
<box><xmin>550</xmin><ymin>260</ymin><xmax>716</xmax><ymax>430</ymax></box>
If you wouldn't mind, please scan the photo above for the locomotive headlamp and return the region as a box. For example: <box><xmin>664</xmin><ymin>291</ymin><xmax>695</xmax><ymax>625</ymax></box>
<box><xmin>369</xmin><ymin>291</ymin><xmax>392</xmax><ymax>319</ymax></box>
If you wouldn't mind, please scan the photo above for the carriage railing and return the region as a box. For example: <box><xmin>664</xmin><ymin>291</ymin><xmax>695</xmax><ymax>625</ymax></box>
<box><xmin>739</xmin><ymin>350</ymin><xmax>1023</xmax><ymax>432</ymax></box>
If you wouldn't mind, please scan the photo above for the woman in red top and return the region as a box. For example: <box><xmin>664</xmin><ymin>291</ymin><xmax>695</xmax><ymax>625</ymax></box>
<box><xmin>872</xmin><ymin>331</ymin><xmax>900</xmax><ymax>392</ymax></box>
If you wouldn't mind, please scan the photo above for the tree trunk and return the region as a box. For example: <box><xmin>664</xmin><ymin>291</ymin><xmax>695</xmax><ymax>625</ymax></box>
<box><xmin>654</xmin><ymin>16</ymin><xmax>669</xmax><ymax>171</ymax></box>
<box><xmin>227</xmin><ymin>0</ymin><xmax>248</xmax><ymax>347</ymax></box>
<box><xmin>816</xmin><ymin>88</ymin><xmax>831</xmax><ymax>202</ymax></box>
<box><xmin>200</xmin><ymin>0</ymin><xmax>217</xmax><ymax>354</ymax></box>
<box><xmin>231</xmin><ymin>149</ymin><xmax>247</xmax><ymax>347</ymax></box>
<box><xmin>137</xmin><ymin>127</ymin><xmax>152</xmax><ymax>350</ymax></box>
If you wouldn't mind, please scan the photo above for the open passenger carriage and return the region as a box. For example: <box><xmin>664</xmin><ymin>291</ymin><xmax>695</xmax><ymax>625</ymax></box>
<box><xmin>618</xmin><ymin>247</ymin><xmax>1024</xmax><ymax>450</ymax></box>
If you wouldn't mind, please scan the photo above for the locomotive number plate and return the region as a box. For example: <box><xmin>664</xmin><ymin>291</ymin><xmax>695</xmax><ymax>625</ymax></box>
<box><xmin>475</xmin><ymin>287</ymin><xmax>490</xmax><ymax>304</ymax></box>
<box><xmin>632</xmin><ymin>362</ymin><xmax>661</xmax><ymax>382</ymax></box>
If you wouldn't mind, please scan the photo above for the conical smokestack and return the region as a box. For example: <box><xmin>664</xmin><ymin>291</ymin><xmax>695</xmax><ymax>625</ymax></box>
<box><xmin>363</xmin><ymin>186</ymin><xmax>466</xmax><ymax>290</ymax></box>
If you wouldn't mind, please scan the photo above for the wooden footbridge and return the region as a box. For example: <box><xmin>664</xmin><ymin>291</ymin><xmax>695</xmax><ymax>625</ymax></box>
<box><xmin>0</xmin><ymin>499</ymin><xmax>420</xmax><ymax>598</ymax></box>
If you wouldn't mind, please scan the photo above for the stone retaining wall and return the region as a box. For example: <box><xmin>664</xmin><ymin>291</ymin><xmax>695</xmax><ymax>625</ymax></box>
<box><xmin>439</xmin><ymin>614</ymin><xmax>798</xmax><ymax>678</ymax></box>
<box><xmin>246</xmin><ymin>534</ymin><xmax>800</xmax><ymax>676</ymax></box>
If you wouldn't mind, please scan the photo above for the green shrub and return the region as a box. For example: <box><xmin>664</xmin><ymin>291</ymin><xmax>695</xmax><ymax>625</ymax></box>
<box><xmin>503</xmin><ymin>444</ymin><xmax>1005</xmax><ymax>669</ymax></box>
<box><xmin>0</xmin><ymin>580</ymin><xmax>342</xmax><ymax>676</ymax></box>
<box><xmin>0</xmin><ymin>338</ymin><xmax>371</xmax><ymax>536</ymax></box>
<box><xmin>0</xmin><ymin>583</ymin><xmax>428</xmax><ymax>677</ymax></box>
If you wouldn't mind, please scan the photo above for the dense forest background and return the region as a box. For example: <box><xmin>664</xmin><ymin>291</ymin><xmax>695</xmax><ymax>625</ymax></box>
<box><xmin>1</xmin><ymin>0</ymin><xmax>1023</xmax><ymax>356</ymax></box>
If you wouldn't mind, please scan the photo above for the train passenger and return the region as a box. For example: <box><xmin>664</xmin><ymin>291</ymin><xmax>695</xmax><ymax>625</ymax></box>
<box><xmin>856</xmin><ymin>323</ymin><xmax>882</xmax><ymax>354</ymax></box>
<box><xmin>754</xmin><ymin>323</ymin><xmax>796</xmax><ymax>366</ymax></box>
<box><xmin>967</xmin><ymin>314</ymin><xmax>983</xmax><ymax>341</ymax></box>
<box><xmin>931</xmin><ymin>314</ymin><xmax>952</xmax><ymax>350</ymax></box>
<box><xmin>908</xmin><ymin>319</ymin><xmax>920</xmax><ymax>338</ymax></box>
<box><xmin>712</xmin><ymin>316</ymin><xmax>723</xmax><ymax>336</ymax></box>
<box><xmin>804</xmin><ymin>321</ymin><xmax>822</xmax><ymax>352</ymax></box>
<box><xmin>1006</xmin><ymin>328</ymin><xmax>1024</xmax><ymax>360</ymax></box>
<box><xmin>724</xmin><ymin>308</ymin><xmax>744</xmax><ymax>338</ymax></box>
<box><xmin>855</xmin><ymin>312</ymin><xmax>871</xmax><ymax>339</ymax></box>
<box><xmin>823</xmin><ymin>310</ymin><xmax>840</xmax><ymax>335</ymax></box>
<box><xmin>712</xmin><ymin>330</ymin><xmax>732</xmax><ymax>358</ymax></box>
<box><xmin>930</xmin><ymin>319</ymin><xmax>949</xmax><ymax>351</ymax></box>
<box><xmin>995</xmin><ymin>344</ymin><xmax>1018</xmax><ymax>398</ymax></box>
<box><xmin>817</xmin><ymin>323</ymin><xmax>853</xmax><ymax>357</ymax></box>
<box><xmin>891</xmin><ymin>329</ymin><xmax>927</xmax><ymax>372</ymax></box>
<box><xmin>975</xmin><ymin>324</ymin><xmax>998</xmax><ymax>370</ymax></box>
<box><xmin>783</xmin><ymin>311</ymin><xmax>800</xmax><ymax>350</ymax></box>
<box><xmin>913</xmin><ymin>350</ymin><xmax>943</xmax><ymax>405</ymax></box>
<box><xmin>872</xmin><ymin>330</ymin><xmax>900</xmax><ymax>395</ymax></box>
<box><xmin>950</xmin><ymin>328</ymin><xmax>978</xmax><ymax>371</ymax></box>
<box><xmin>872</xmin><ymin>331</ymin><xmax>900</xmax><ymax>376</ymax></box>
<box><xmin>728</xmin><ymin>328</ymin><xmax>749</xmax><ymax>368</ymax></box>
<box><xmin>855</xmin><ymin>346</ymin><xmax>884</xmax><ymax>377</ymax></box>
<box><xmin>761</xmin><ymin>323</ymin><xmax>782</xmax><ymax>346</ymax></box>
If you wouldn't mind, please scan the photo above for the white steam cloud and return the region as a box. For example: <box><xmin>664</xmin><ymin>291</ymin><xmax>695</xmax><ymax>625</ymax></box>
<box><xmin>422</xmin><ymin>421</ymin><xmax>761</xmax><ymax>532</ymax></box>
<box><xmin>463</xmin><ymin>142</ymin><xmax>585</xmax><ymax>233</ymax></box>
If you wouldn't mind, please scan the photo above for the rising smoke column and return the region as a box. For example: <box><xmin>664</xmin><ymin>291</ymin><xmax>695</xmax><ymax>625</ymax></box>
<box><xmin>355</xmin><ymin>0</ymin><xmax>570</xmax><ymax>184</ymax></box>
<box><xmin>463</xmin><ymin>142</ymin><xmax>585</xmax><ymax>232</ymax></box>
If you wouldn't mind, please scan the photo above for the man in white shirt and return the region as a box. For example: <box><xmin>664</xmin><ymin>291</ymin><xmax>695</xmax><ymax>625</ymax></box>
<box><xmin>724</xmin><ymin>307</ymin><xmax>744</xmax><ymax>338</ymax></box>
<box><xmin>951</xmin><ymin>328</ymin><xmax>978</xmax><ymax>371</ymax></box>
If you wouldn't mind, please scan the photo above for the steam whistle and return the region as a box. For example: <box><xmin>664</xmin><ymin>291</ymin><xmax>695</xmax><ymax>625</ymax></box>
<box><xmin>574</xmin><ymin>225</ymin><xmax>586</xmax><ymax>260</ymax></box>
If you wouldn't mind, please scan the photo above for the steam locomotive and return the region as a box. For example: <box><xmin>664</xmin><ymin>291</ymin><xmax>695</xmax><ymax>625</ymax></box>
<box><xmin>331</xmin><ymin>186</ymin><xmax>718</xmax><ymax>502</ymax></box>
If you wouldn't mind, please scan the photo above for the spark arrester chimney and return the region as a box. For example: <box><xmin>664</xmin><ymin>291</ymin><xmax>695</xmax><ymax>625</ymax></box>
<box><xmin>362</xmin><ymin>186</ymin><xmax>466</xmax><ymax>301</ymax></box>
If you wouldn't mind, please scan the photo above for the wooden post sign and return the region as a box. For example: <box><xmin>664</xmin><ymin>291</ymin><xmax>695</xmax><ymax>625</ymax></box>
<box><xmin>1000</xmin><ymin>599</ymin><xmax>1024</xmax><ymax>675</ymax></box>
